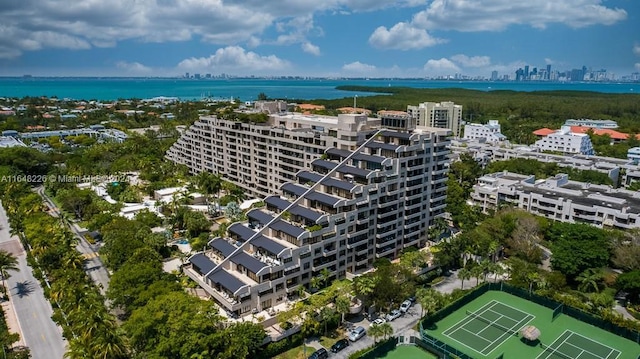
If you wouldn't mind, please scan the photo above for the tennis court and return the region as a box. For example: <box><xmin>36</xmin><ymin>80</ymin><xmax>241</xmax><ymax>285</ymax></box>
<box><xmin>442</xmin><ymin>300</ymin><xmax>535</xmax><ymax>356</ymax></box>
<box><xmin>537</xmin><ymin>330</ymin><xmax>621</xmax><ymax>359</ymax></box>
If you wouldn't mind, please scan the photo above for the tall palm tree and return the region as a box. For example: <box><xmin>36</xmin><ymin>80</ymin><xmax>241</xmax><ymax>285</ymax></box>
<box><xmin>458</xmin><ymin>267</ymin><xmax>472</xmax><ymax>289</ymax></box>
<box><xmin>368</xmin><ymin>322</ymin><xmax>384</xmax><ymax>343</ymax></box>
<box><xmin>335</xmin><ymin>295</ymin><xmax>351</xmax><ymax>325</ymax></box>
<box><xmin>416</xmin><ymin>287</ymin><xmax>439</xmax><ymax>318</ymax></box>
<box><xmin>379</xmin><ymin>322</ymin><xmax>394</xmax><ymax>341</ymax></box>
<box><xmin>0</xmin><ymin>250</ymin><xmax>19</xmax><ymax>297</ymax></box>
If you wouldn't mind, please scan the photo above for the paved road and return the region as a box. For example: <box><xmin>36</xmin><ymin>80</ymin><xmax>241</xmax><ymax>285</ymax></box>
<box><xmin>311</xmin><ymin>303</ymin><xmax>423</xmax><ymax>359</ymax></box>
<box><xmin>36</xmin><ymin>187</ymin><xmax>110</xmax><ymax>294</ymax></box>
<box><xmin>0</xmin><ymin>202</ymin><xmax>66</xmax><ymax>359</ymax></box>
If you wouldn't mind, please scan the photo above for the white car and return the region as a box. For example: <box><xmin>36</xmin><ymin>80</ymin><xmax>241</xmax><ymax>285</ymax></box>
<box><xmin>386</xmin><ymin>309</ymin><xmax>402</xmax><ymax>322</ymax></box>
<box><xmin>399</xmin><ymin>300</ymin><xmax>412</xmax><ymax>313</ymax></box>
<box><xmin>369</xmin><ymin>318</ymin><xmax>386</xmax><ymax>327</ymax></box>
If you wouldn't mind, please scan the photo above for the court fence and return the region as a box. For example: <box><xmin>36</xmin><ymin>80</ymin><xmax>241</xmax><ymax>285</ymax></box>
<box><xmin>419</xmin><ymin>281</ymin><xmax>640</xmax><ymax>358</ymax></box>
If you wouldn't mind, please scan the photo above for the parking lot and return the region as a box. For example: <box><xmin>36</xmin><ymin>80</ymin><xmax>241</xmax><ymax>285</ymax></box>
<box><xmin>309</xmin><ymin>302</ymin><xmax>423</xmax><ymax>359</ymax></box>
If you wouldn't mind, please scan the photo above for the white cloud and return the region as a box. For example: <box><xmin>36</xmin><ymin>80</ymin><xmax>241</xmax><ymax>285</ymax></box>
<box><xmin>450</xmin><ymin>54</ymin><xmax>490</xmax><ymax>68</ymax></box>
<box><xmin>369</xmin><ymin>22</ymin><xmax>445</xmax><ymax>50</ymax></box>
<box><xmin>246</xmin><ymin>36</ymin><xmax>261</xmax><ymax>48</ymax></box>
<box><xmin>636</xmin><ymin>63</ymin><xmax>640</xmax><ymax>71</ymax></box>
<box><xmin>177</xmin><ymin>46</ymin><xmax>290</xmax><ymax>74</ymax></box>
<box><xmin>544</xmin><ymin>58</ymin><xmax>555</xmax><ymax>65</ymax></box>
<box><xmin>634</xmin><ymin>43</ymin><xmax>640</xmax><ymax>56</ymax></box>
<box><xmin>342</xmin><ymin>61</ymin><xmax>376</xmax><ymax>73</ymax></box>
<box><xmin>301</xmin><ymin>42</ymin><xmax>320</xmax><ymax>56</ymax></box>
<box><xmin>423</xmin><ymin>58</ymin><xmax>460</xmax><ymax>75</ymax></box>
<box><xmin>412</xmin><ymin>0</ymin><xmax>627</xmax><ymax>32</ymax></box>
<box><xmin>116</xmin><ymin>61</ymin><xmax>152</xmax><ymax>74</ymax></box>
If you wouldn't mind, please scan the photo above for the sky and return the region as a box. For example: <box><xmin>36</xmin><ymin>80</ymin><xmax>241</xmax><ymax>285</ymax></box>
<box><xmin>0</xmin><ymin>0</ymin><xmax>639</xmax><ymax>78</ymax></box>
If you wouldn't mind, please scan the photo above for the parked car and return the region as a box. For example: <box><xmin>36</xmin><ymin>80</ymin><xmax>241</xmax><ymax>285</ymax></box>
<box><xmin>331</xmin><ymin>339</ymin><xmax>350</xmax><ymax>353</ymax></box>
<box><xmin>400</xmin><ymin>300</ymin><xmax>412</xmax><ymax>313</ymax></box>
<box><xmin>308</xmin><ymin>348</ymin><xmax>328</xmax><ymax>359</ymax></box>
<box><xmin>348</xmin><ymin>326</ymin><xmax>366</xmax><ymax>342</ymax></box>
<box><xmin>407</xmin><ymin>295</ymin><xmax>416</xmax><ymax>303</ymax></box>
<box><xmin>386</xmin><ymin>309</ymin><xmax>402</xmax><ymax>322</ymax></box>
<box><xmin>369</xmin><ymin>318</ymin><xmax>386</xmax><ymax>327</ymax></box>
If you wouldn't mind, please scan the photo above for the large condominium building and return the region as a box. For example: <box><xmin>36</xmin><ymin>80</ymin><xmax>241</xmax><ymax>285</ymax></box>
<box><xmin>179</xmin><ymin>110</ymin><xmax>450</xmax><ymax>318</ymax></box>
<box><xmin>470</xmin><ymin>171</ymin><xmax>640</xmax><ymax>230</ymax></box>
<box><xmin>533</xmin><ymin>126</ymin><xmax>594</xmax><ymax>155</ymax></box>
<box><xmin>407</xmin><ymin>101</ymin><xmax>462</xmax><ymax>138</ymax></box>
<box><xmin>166</xmin><ymin>112</ymin><xmax>381</xmax><ymax>199</ymax></box>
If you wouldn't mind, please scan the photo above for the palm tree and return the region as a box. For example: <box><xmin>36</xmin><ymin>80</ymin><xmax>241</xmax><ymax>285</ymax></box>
<box><xmin>379</xmin><ymin>322</ymin><xmax>394</xmax><ymax>341</ymax></box>
<box><xmin>526</xmin><ymin>271</ymin><xmax>540</xmax><ymax>295</ymax></box>
<box><xmin>428</xmin><ymin>217</ymin><xmax>449</xmax><ymax>243</ymax></box>
<box><xmin>319</xmin><ymin>268</ymin><xmax>332</xmax><ymax>287</ymax></box>
<box><xmin>577</xmin><ymin>268</ymin><xmax>603</xmax><ymax>293</ymax></box>
<box><xmin>0</xmin><ymin>250</ymin><xmax>19</xmax><ymax>297</ymax></box>
<box><xmin>335</xmin><ymin>295</ymin><xmax>351</xmax><ymax>325</ymax></box>
<box><xmin>310</xmin><ymin>276</ymin><xmax>322</xmax><ymax>292</ymax></box>
<box><xmin>416</xmin><ymin>287</ymin><xmax>439</xmax><ymax>318</ymax></box>
<box><xmin>470</xmin><ymin>265</ymin><xmax>484</xmax><ymax>286</ymax></box>
<box><xmin>458</xmin><ymin>267</ymin><xmax>472</xmax><ymax>289</ymax></box>
<box><xmin>368</xmin><ymin>322</ymin><xmax>384</xmax><ymax>343</ymax></box>
<box><xmin>319</xmin><ymin>306</ymin><xmax>335</xmax><ymax>336</ymax></box>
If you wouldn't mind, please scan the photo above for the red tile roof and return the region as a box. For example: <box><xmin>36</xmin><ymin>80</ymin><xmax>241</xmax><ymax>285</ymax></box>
<box><xmin>533</xmin><ymin>128</ymin><xmax>555</xmax><ymax>136</ymax></box>
<box><xmin>569</xmin><ymin>126</ymin><xmax>629</xmax><ymax>140</ymax></box>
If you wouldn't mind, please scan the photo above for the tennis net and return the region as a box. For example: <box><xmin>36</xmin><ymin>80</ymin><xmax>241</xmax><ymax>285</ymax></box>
<box><xmin>465</xmin><ymin>310</ymin><xmax>519</xmax><ymax>336</ymax></box>
<box><xmin>539</xmin><ymin>342</ymin><xmax>574</xmax><ymax>359</ymax></box>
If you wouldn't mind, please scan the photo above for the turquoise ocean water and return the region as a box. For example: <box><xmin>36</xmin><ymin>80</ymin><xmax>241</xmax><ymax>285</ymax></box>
<box><xmin>0</xmin><ymin>77</ymin><xmax>637</xmax><ymax>101</ymax></box>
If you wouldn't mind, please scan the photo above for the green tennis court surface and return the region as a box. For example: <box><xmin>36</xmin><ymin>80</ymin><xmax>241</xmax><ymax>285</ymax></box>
<box><xmin>443</xmin><ymin>300</ymin><xmax>534</xmax><ymax>356</ymax></box>
<box><xmin>537</xmin><ymin>330</ymin><xmax>621</xmax><ymax>359</ymax></box>
<box><xmin>423</xmin><ymin>291</ymin><xmax>639</xmax><ymax>358</ymax></box>
<box><xmin>382</xmin><ymin>345</ymin><xmax>438</xmax><ymax>359</ymax></box>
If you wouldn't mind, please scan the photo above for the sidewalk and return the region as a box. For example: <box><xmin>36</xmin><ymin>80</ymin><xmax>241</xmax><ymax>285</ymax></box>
<box><xmin>1</xmin><ymin>291</ymin><xmax>26</xmax><ymax>348</ymax></box>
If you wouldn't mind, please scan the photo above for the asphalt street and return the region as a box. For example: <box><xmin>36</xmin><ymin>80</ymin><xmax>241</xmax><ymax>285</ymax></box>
<box><xmin>37</xmin><ymin>187</ymin><xmax>110</xmax><ymax>294</ymax></box>
<box><xmin>0</xmin><ymin>202</ymin><xmax>66</xmax><ymax>359</ymax></box>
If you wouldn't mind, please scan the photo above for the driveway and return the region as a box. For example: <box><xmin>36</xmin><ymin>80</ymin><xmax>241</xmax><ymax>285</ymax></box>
<box><xmin>312</xmin><ymin>302</ymin><xmax>423</xmax><ymax>359</ymax></box>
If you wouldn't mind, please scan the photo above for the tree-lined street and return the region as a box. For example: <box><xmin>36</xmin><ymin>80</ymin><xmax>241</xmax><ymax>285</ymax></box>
<box><xmin>0</xmin><ymin>202</ymin><xmax>65</xmax><ymax>359</ymax></box>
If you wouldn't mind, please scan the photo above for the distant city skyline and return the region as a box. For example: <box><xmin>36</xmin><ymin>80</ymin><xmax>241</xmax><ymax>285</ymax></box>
<box><xmin>0</xmin><ymin>1</ymin><xmax>638</xmax><ymax>78</ymax></box>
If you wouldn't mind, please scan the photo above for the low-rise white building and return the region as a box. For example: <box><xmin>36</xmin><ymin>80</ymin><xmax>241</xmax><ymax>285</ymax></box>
<box><xmin>533</xmin><ymin>126</ymin><xmax>594</xmax><ymax>155</ymax></box>
<box><xmin>470</xmin><ymin>171</ymin><xmax>640</xmax><ymax>230</ymax></box>
<box><xmin>564</xmin><ymin>119</ymin><xmax>618</xmax><ymax>129</ymax></box>
<box><xmin>627</xmin><ymin>147</ymin><xmax>640</xmax><ymax>165</ymax></box>
<box><xmin>463</xmin><ymin>120</ymin><xmax>506</xmax><ymax>143</ymax></box>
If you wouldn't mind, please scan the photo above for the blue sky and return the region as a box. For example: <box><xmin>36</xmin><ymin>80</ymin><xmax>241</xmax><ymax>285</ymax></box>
<box><xmin>0</xmin><ymin>0</ymin><xmax>638</xmax><ymax>78</ymax></box>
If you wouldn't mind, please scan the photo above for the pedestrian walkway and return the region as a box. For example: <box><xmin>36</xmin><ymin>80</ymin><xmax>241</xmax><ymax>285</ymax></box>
<box><xmin>1</xmin><ymin>297</ymin><xmax>26</xmax><ymax>348</ymax></box>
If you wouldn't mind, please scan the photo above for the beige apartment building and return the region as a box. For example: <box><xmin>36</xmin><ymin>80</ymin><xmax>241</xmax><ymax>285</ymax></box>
<box><xmin>407</xmin><ymin>101</ymin><xmax>462</xmax><ymax>138</ymax></box>
<box><xmin>174</xmin><ymin>108</ymin><xmax>451</xmax><ymax>317</ymax></box>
